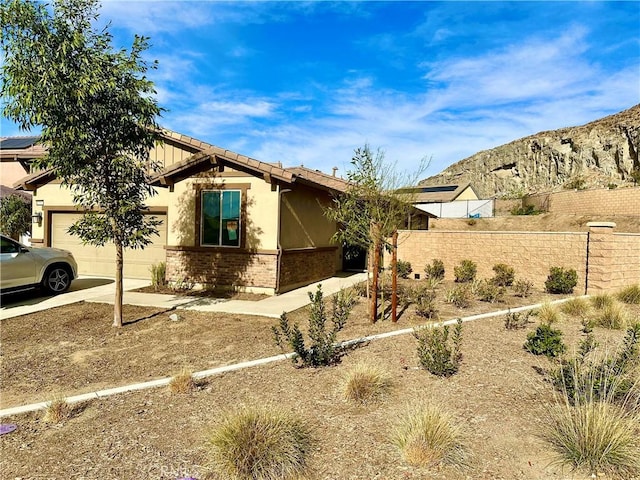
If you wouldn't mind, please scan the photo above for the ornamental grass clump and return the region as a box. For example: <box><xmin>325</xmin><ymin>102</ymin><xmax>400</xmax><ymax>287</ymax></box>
<box><xmin>168</xmin><ymin>369</ymin><xmax>196</xmax><ymax>394</ymax></box>
<box><xmin>43</xmin><ymin>396</ymin><xmax>72</xmax><ymax>423</ymax></box>
<box><xmin>594</xmin><ymin>302</ymin><xmax>628</xmax><ymax>330</ymax></box>
<box><xmin>535</xmin><ymin>301</ymin><xmax>561</xmax><ymax>325</ymax></box>
<box><xmin>590</xmin><ymin>293</ymin><xmax>615</xmax><ymax>310</ymax></box>
<box><xmin>617</xmin><ymin>284</ymin><xmax>640</xmax><ymax>304</ymax></box>
<box><xmin>392</xmin><ymin>402</ymin><xmax>468</xmax><ymax>469</ymax></box>
<box><xmin>560</xmin><ymin>297</ymin><xmax>590</xmax><ymax>318</ymax></box>
<box><xmin>206</xmin><ymin>406</ymin><xmax>314</xmax><ymax>480</ymax></box>
<box><xmin>343</xmin><ymin>362</ymin><xmax>393</xmax><ymax>405</ymax></box>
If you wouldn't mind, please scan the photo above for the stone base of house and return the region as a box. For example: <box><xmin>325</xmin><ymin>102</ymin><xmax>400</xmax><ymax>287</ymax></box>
<box><xmin>278</xmin><ymin>247</ymin><xmax>338</xmax><ymax>293</ymax></box>
<box><xmin>165</xmin><ymin>247</ymin><xmax>278</xmax><ymax>292</ymax></box>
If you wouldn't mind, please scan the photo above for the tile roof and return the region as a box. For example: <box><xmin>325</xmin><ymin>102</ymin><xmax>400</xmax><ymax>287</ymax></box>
<box><xmin>287</xmin><ymin>166</ymin><xmax>351</xmax><ymax>194</ymax></box>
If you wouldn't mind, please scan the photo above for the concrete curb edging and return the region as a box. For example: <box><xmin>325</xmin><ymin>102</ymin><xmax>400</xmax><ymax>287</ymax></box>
<box><xmin>0</xmin><ymin>296</ymin><xmax>583</xmax><ymax>419</ymax></box>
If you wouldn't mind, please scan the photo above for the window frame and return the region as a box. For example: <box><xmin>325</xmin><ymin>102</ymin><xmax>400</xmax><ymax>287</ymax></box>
<box><xmin>194</xmin><ymin>183</ymin><xmax>250</xmax><ymax>250</ymax></box>
<box><xmin>200</xmin><ymin>189</ymin><xmax>242</xmax><ymax>248</ymax></box>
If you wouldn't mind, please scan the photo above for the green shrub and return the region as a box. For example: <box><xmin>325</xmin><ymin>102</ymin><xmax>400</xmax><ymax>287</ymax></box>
<box><xmin>149</xmin><ymin>262</ymin><xmax>167</xmax><ymax>291</ymax></box>
<box><xmin>413</xmin><ymin>287</ymin><xmax>439</xmax><ymax>320</ymax></box>
<box><xmin>454</xmin><ymin>259</ymin><xmax>477</xmax><ymax>283</ymax></box>
<box><xmin>272</xmin><ymin>285</ymin><xmax>354</xmax><ymax>367</ymax></box>
<box><xmin>424</xmin><ymin>259</ymin><xmax>445</xmax><ymax>281</ymax></box>
<box><xmin>414</xmin><ymin>319</ymin><xmax>463</xmax><ymax>377</ymax></box>
<box><xmin>392</xmin><ymin>402</ymin><xmax>468</xmax><ymax>468</ymax></box>
<box><xmin>445</xmin><ymin>284</ymin><xmax>472</xmax><ymax>309</ymax></box>
<box><xmin>343</xmin><ymin>362</ymin><xmax>392</xmax><ymax>405</ymax></box>
<box><xmin>513</xmin><ymin>278</ymin><xmax>534</xmax><ymax>298</ymax></box>
<box><xmin>545</xmin><ymin>267</ymin><xmax>578</xmax><ymax>294</ymax></box>
<box><xmin>396</xmin><ymin>260</ymin><xmax>412</xmax><ymax>279</ymax></box>
<box><xmin>492</xmin><ymin>263</ymin><xmax>515</xmax><ymax>287</ymax></box>
<box><xmin>617</xmin><ymin>284</ymin><xmax>640</xmax><ymax>304</ymax></box>
<box><xmin>510</xmin><ymin>204</ymin><xmax>540</xmax><ymax>216</ymax></box>
<box><xmin>563</xmin><ymin>176</ymin><xmax>587</xmax><ymax>190</ymax></box>
<box><xmin>560</xmin><ymin>297</ymin><xmax>590</xmax><ymax>318</ymax></box>
<box><xmin>504</xmin><ymin>310</ymin><xmax>532</xmax><ymax>330</ymax></box>
<box><xmin>476</xmin><ymin>279</ymin><xmax>505</xmax><ymax>303</ymax></box>
<box><xmin>524</xmin><ymin>324</ymin><xmax>566</xmax><ymax>358</ymax></box>
<box><xmin>206</xmin><ymin>406</ymin><xmax>314</xmax><ymax>480</ymax></box>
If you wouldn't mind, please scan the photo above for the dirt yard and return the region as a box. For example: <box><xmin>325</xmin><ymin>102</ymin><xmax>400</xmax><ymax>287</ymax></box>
<box><xmin>1</xmin><ymin>281</ymin><xmax>638</xmax><ymax>480</ymax></box>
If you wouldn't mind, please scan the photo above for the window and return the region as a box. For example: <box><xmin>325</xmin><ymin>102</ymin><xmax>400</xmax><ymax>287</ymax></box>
<box><xmin>201</xmin><ymin>190</ymin><xmax>241</xmax><ymax>247</ymax></box>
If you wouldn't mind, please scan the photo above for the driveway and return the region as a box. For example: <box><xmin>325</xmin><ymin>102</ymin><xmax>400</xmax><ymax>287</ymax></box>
<box><xmin>0</xmin><ymin>276</ymin><xmax>151</xmax><ymax>320</ymax></box>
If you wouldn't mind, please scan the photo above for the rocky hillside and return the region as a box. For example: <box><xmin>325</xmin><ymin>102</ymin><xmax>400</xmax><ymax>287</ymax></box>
<box><xmin>422</xmin><ymin>104</ymin><xmax>640</xmax><ymax>198</ymax></box>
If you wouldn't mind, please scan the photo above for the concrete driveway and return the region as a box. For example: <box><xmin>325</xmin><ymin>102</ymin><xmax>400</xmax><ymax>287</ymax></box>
<box><xmin>0</xmin><ymin>276</ymin><xmax>151</xmax><ymax>320</ymax></box>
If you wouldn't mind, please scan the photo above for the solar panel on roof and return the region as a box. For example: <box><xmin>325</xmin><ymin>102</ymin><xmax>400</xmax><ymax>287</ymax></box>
<box><xmin>420</xmin><ymin>185</ymin><xmax>458</xmax><ymax>193</ymax></box>
<box><xmin>0</xmin><ymin>137</ymin><xmax>40</xmax><ymax>149</ymax></box>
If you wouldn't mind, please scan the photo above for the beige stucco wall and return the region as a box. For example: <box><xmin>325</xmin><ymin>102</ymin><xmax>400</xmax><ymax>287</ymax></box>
<box><xmin>1</xmin><ymin>162</ymin><xmax>30</xmax><ymax>186</ymax></box>
<box><xmin>279</xmin><ymin>186</ymin><xmax>337</xmax><ymax>249</ymax></box>
<box><xmin>166</xmin><ymin>169</ymin><xmax>279</xmax><ymax>250</ymax></box>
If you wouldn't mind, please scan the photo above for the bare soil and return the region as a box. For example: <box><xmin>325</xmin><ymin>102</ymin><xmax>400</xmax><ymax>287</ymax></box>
<box><xmin>1</xmin><ymin>283</ymin><xmax>638</xmax><ymax>480</ymax></box>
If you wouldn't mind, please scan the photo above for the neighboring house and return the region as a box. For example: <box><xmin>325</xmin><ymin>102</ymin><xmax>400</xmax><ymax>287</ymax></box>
<box><xmin>13</xmin><ymin>130</ymin><xmax>431</xmax><ymax>294</ymax></box>
<box><xmin>0</xmin><ymin>136</ymin><xmax>42</xmax><ymax>186</ymax></box>
<box><xmin>399</xmin><ymin>183</ymin><xmax>495</xmax><ymax>218</ymax></box>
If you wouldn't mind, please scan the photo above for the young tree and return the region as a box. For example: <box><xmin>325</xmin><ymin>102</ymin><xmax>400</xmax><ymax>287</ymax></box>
<box><xmin>0</xmin><ymin>194</ymin><xmax>31</xmax><ymax>240</ymax></box>
<box><xmin>2</xmin><ymin>0</ymin><xmax>162</xmax><ymax>327</ymax></box>
<box><xmin>326</xmin><ymin>145</ymin><xmax>427</xmax><ymax>323</ymax></box>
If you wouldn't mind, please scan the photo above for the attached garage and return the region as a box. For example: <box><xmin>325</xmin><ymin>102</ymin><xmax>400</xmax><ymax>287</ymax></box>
<box><xmin>49</xmin><ymin>211</ymin><xmax>167</xmax><ymax>279</ymax></box>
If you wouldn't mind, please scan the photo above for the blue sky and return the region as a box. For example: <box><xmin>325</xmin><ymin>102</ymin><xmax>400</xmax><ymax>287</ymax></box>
<box><xmin>2</xmin><ymin>1</ymin><xmax>639</xmax><ymax>179</ymax></box>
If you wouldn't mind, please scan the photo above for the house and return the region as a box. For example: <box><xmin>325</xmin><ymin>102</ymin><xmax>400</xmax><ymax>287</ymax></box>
<box><xmin>13</xmin><ymin>130</ymin><xmax>431</xmax><ymax>294</ymax></box>
<box><xmin>397</xmin><ymin>183</ymin><xmax>495</xmax><ymax>219</ymax></box>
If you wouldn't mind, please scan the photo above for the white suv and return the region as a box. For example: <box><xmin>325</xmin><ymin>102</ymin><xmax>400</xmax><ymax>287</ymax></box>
<box><xmin>0</xmin><ymin>234</ymin><xmax>78</xmax><ymax>294</ymax></box>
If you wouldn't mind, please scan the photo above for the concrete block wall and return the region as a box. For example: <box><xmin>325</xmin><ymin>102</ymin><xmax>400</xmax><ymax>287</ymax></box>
<box><xmin>394</xmin><ymin>230</ymin><xmax>589</xmax><ymax>292</ymax></box>
<box><xmin>610</xmin><ymin>233</ymin><xmax>640</xmax><ymax>290</ymax></box>
<box><xmin>279</xmin><ymin>248</ymin><xmax>338</xmax><ymax>293</ymax></box>
<box><xmin>525</xmin><ymin>187</ymin><xmax>640</xmax><ymax>216</ymax></box>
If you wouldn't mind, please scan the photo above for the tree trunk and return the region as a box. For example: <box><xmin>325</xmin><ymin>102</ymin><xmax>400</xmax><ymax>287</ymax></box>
<box><xmin>369</xmin><ymin>223</ymin><xmax>380</xmax><ymax>324</ymax></box>
<box><xmin>113</xmin><ymin>240</ymin><xmax>124</xmax><ymax>327</ymax></box>
<box><xmin>391</xmin><ymin>229</ymin><xmax>398</xmax><ymax>323</ymax></box>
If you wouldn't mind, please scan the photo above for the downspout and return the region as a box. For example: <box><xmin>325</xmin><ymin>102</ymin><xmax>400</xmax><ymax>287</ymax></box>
<box><xmin>275</xmin><ymin>186</ymin><xmax>292</xmax><ymax>294</ymax></box>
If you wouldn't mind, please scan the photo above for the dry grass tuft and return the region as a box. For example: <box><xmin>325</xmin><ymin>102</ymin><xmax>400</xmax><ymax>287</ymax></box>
<box><xmin>590</xmin><ymin>293</ymin><xmax>615</xmax><ymax>310</ymax></box>
<box><xmin>206</xmin><ymin>406</ymin><xmax>314</xmax><ymax>480</ymax></box>
<box><xmin>617</xmin><ymin>284</ymin><xmax>640</xmax><ymax>305</ymax></box>
<box><xmin>535</xmin><ymin>301</ymin><xmax>561</xmax><ymax>325</ymax></box>
<box><xmin>594</xmin><ymin>303</ymin><xmax>628</xmax><ymax>330</ymax></box>
<box><xmin>560</xmin><ymin>297</ymin><xmax>590</xmax><ymax>318</ymax></box>
<box><xmin>168</xmin><ymin>369</ymin><xmax>197</xmax><ymax>394</ymax></box>
<box><xmin>43</xmin><ymin>396</ymin><xmax>72</xmax><ymax>423</ymax></box>
<box><xmin>392</xmin><ymin>402</ymin><xmax>468</xmax><ymax>469</ymax></box>
<box><xmin>343</xmin><ymin>362</ymin><xmax>392</xmax><ymax>405</ymax></box>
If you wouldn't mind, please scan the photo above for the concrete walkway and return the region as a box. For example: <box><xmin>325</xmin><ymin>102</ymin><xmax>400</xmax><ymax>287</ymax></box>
<box><xmin>88</xmin><ymin>272</ymin><xmax>369</xmax><ymax>317</ymax></box>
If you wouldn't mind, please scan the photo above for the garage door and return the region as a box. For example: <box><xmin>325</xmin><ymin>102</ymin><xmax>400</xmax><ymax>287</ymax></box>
<box><xmin>50</xmin><ymin>212</ymin><xmax>167</xmax><ymax>279</ymax></box>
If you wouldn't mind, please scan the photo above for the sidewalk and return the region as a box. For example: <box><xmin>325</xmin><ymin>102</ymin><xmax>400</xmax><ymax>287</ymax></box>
<box><xmin>88</xmin><ymin>272</ymin><xmax>369</xmax><ymax>318</ymax></box>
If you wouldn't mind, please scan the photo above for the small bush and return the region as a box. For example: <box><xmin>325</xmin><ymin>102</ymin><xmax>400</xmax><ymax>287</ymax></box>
<box><xmin>392</xmin><ymin>402</ymin><xmax>468</xmax><ymax>468</ymax></box>
<box><xmin>206</xmin><ymin>406</ymin><xmax>314</xmax><ymax>480</ymax></box>
<box><xmin>543</xmin><ymin>401</ymin><xmax>640</xmax><ymax>479</ymax></box>
<box><xmin>616</xmin><ymin>284</ymin><xmax>640</xmax><ymax>305</ymax></box>
<box><xmin>351</xmin><ymin>281</ymin><xmax>368</xmax><ymax>298</ymax></box>
<box><xmin>594</xmin><ymin>302</ymin><xmax>628</xmax><ymax>330</ymax></box>
<box><xmin>476</xmin><ymin>279</ymin><xmax>505</xmax><ymax>303</ymax></box>
<box><xmin>414</xmin><ymin>319</ymin><xmax>463</xmax><ymax>377</ymax></box>
<box><xmin>424</xmin><ymin>259</ymin><xmax>445</xmax><ymax>281</ymax></box>
<box><xmin>504</xmin><ymin>310</ymin><xmax>532</xmax><ymax>330</ymax></box>
<box><xmin>43</xmin><ymin>396</ymin><xmax>72</xmax><ymax>423</ymax></box>
<box><xmin>524</xmin><ymin>324</ymin><xmax>566</xmax><ymax>358</ymax></box>
<box><xmin>149</xmin><ymin>262</ymin><xmax>167</xmax><ymax>291</ymax></box>
<box><xmin>510</xmin><ymin>204</ymin><xmax>540</xmax><ymax>216</ymax></box>
<box><xmin>590</xmin><ymin>293</ymin><xmax>615</xmax><ymax>310</ymax></box>
<box><xmin>272</xmin><ymin>285</ymin><xmax>354</xmax><ymax>367</ymax></box>
<box><xmin>492</xmin><ymin>263</ymin><xmax>515</xmax><ymax>287</ymax></box>
<box><xmin>513</xmin><ymin>279</ymin><xmax>534</xmax><ymax>298</ymax></box>
<box><xmin>563</xmin><ymin>176</ymin><xmax>587</xmax><ymax>190</ymax></box>
<box><xmin>343</xmin><ymin>362</ymin><xmax>392</xmax><ymax>405</ymax></box>
<box><xmin>423</xmin><ymin>276</ymin><xmax>443</xmax><ymax>291</ymax></box>
<box><xmin>454</xmin><ymin>259</ymin><xmax>477</xmax><ymax>283</ymax></box>
<box><xmin>169</xmin><ymin>369</ymin><xmax>196</xmax><ymax>394</ymax></box>
<box><xmin>561</xmin><ymin>297</ymin><xmax>590</xmax><ymax>318</ymax></box>
<box><xmin>396</xmin><ymin>260</ymin><xmax>412</xmax><ymax>279</ymax></box>
<box><xmin>545</xmin><ymin>267</ymin><xmax>578</xmax><ymax>294</ymax></box>
<box><xmin>535</xmin><ymin>301</ymin><xmax>561</xmax><ymax>325</ymax></box>
<box><xmin>414</xmin><ymin>287</ymin><xmax>439</xmax><ymax>320</ymax></box>
<box><xmin>445</xmin><ymin>284</ymin><xmax>472</xmax><ymax>309</ymax></box>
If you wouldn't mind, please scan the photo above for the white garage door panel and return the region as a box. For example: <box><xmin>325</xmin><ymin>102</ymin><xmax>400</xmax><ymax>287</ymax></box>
<box><xmin>51</xmin><ymin>213</ymin><xmax>167</xmax><ymax>279</ymax></box>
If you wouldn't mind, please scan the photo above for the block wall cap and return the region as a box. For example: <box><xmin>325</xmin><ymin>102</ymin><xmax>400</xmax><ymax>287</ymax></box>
<box><xmin>587</xmin><ymin>222</ymin><xmax>617</xmax><ymax>228</ymax></box>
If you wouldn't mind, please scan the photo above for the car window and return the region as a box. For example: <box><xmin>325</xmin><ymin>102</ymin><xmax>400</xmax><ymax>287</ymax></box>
<box><xmin>0</xmin><ymin>237</ymin><xmax>21</xmax><ymax>254</ymax></box>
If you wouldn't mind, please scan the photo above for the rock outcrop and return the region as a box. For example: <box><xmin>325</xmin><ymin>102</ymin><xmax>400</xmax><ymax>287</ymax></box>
<box><xmin>422</xmin><ymin>104</ymin><xmax>640</xmax><ymax>198</ymax></box>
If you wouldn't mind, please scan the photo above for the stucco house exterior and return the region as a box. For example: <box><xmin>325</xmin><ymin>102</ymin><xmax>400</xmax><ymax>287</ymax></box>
<box><xmin>13</xmin><ymin>130</ymin><xmax>430</xmax><ymax>294</ymax></box>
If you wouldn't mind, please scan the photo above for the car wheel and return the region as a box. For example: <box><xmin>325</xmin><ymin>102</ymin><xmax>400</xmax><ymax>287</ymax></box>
<box><xmin>42</xmin><ymin>265</ymin><xmax>72</xmax><ymax>294</ymax></box>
